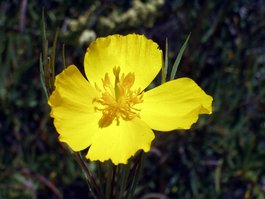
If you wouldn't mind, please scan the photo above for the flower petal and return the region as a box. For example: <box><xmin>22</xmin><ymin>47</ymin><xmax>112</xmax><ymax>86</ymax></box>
<box><xmin>86</xmin><ymin>118</ymin><xmax>154</xmax><ymax>165</ymax></box>
<box><xmin>140</xmin><ymin>78</ymin><xmax>213</xmax><ymax>131</ymax></box>
<box><xmin>48</xmin><ymin>65</ymin><xmax>101</xmax><ymax>151</ymax></box>
<box><xmin>84</xmin><ymin>34</ymin><xmax>162</xmax><ymax>91</ymax></box>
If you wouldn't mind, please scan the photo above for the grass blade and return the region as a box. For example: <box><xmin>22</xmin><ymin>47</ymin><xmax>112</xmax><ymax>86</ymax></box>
<box><xmin>51</xmin><ymin>28</ymin><xmax>60</xmax><ymax>84</ymax></box>
<box><xmin>161</xmin><ymin>38</ymin><xmax>168</xmax><ymax>84</ymax></box>
<box><xmin>62</xmin><ymin>43</ymin><xmax>66</xmax><ymax>68</ymax></box>
<box><xmin>41</xmin><ymin>8</ymin><xmax>48</xmax><ymax>68</ymax></box>
<box><xmin>39</xmin><ymin>55</ymin><xmax>49</xmax><ymax>100</ymax></box>
<box><xmin>170</xmin><ymin>33</ymin><xmax>191</xmax><ymax>80</ymax></box>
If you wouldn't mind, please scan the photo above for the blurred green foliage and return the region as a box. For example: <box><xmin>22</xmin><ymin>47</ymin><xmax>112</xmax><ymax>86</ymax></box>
<box><xmin>1</xmin><ymin>0</ymin><xmax>265</xmax><ymax>198</ymax></box>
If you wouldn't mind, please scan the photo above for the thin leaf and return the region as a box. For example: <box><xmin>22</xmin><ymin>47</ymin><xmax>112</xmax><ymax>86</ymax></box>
<box><xmin>51</xmin><ymin>28</ymin><xmax>60</xmax><ymax>85</ymax></box>
<box><xmin>214</xmin><ymin>159</ymin><xmax>223</xmax><ymax>192</ymax></box>
<box><xmin>39</xmin><ymin>54</ymin><xmax>49</xmax><ymax>100</ymax></box>
<box><xmin>170</xmin><ymin>33</ymin><xmax>191</xmax><ymax>80</ymax></box>
<box><xmin>41</xmin><ymin>8</ymin><xmax>48</xmax><ymax>68</ymax></box>
<box><xmin>161</xmin><ymin>38</ymin><xmax>168</xmax><ymax>84</ymax></box>
<box><xmin>62</xmin><ymin>43</ymin><xmax>66</xmax><ymax>68</ymax></box>
<box><xmin>41</xmin><ymin>9</ymin><xmax>51</xmax><ymax>94</ymax></box>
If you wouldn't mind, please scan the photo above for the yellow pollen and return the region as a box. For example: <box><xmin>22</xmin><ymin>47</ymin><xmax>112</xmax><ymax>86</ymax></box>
<box><xmin>94</xmin><ymin>66</ymin><xmax>143</xmax><ymax>128</ymax></box>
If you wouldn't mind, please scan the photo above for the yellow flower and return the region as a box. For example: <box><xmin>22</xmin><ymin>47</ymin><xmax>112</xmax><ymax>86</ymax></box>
<box><xmin>48</xmin><ymin>34</ymin><xmax>212</xmax><ymax>165</ymax></box>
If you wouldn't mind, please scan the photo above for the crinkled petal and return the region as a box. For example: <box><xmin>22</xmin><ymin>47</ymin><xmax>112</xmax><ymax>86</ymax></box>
<box><xmin>140</xmin><ymin>78</ymin><xmax>213</xmax><ymax>131</ymax></box>
<box><xmin>86</xmin><ymin>118</ymin><xmax>154</xmax><ymax>165</ymax></box>
<box><xmin>84</xmin><ymin>34</ymin><xmax>162</xmax><ymax>91</ymax></box>
<box><xmin>48</xmin><ymin>65</ymin><xmax>101</xmax><ymax>151</ymax></box>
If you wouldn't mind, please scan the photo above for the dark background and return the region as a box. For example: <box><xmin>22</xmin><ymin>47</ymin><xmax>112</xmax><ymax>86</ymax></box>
<box><xmin>1</xmin><ymin>0</ymin><xmax>265</xmax><ymax>198</ymax></box>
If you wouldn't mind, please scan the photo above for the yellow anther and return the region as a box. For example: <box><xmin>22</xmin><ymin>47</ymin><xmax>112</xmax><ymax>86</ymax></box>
<box><xmin>93</xmin><ymin>67</ymin><xmax>143</xmax><ymax>128</ymax></box>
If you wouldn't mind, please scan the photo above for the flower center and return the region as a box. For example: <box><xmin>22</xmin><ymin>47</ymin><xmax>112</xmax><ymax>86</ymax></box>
<box><xmin>93</xmin><ymin>67</ymin><xmax>143</xmax><ymax>128</ymax></box>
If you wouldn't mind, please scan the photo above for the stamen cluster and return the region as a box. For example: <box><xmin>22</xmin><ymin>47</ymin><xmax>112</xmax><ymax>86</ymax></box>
<box><xmin>94</xmin><ymin>67</ymin><xmax>143</xmax><ymax>127</ymax></box>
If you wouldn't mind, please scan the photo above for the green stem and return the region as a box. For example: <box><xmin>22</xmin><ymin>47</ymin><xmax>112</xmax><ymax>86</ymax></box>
<box><xmin>74</xmin><ymin>152</ymin><xmax>103</xmax><ymax>199</ymax></box>
<box><xmin>105</xmin><ymin>161</ymin><xmax>114</xmax><ymax>199</ymax></box>
<box><xmin>125</xmin><ymin>151</ymin><xmax>145</xmax><ymax>199</ymax></box>
<box><xmin>96</xmin><ymin>162</ymin><xmax>106</xmax><ymax>195</ymax></box>
<box><xmin>118</xmin><ymin>164</ymin><xmax>130</xmax><ymax>199</ymax></box>
<box><xmin>110</xmin><ymin>166</ymin><xmax>116</xmax><ymax>198</ymax></box>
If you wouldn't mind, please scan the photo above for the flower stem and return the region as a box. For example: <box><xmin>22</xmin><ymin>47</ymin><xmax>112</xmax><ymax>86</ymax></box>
<box><xmin>125</xmin><ymin>151</ymin><xmax>145</xmax><ymax>199</ymax></box>
<box><xmin>74</xmin><ymin>152</ymin><xmax>104</xmax><ymax>199</ymax></box>
<box><xmin>110</xmin><ymin>166</ymin><xmax>116</xmax><ymax>198</ymax></box>
<box><xmin>118</xmin><ymin>163</ymin><xmax>130</xmax><ymax>199</ymax></box>
<box><xmin>105</xmin><ymin>161</ymin><xmax>114</xmax><ymax>199</ymax></box>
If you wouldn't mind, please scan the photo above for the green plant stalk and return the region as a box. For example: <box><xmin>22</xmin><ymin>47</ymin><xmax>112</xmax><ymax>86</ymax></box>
<box><xmin>105</xmin><ymin>161</ymin><xmax>114</xmax><ymax>199</ymax></box>
<box><xmin>118</xmin><ymin>163</ymin><xmax>130</xmax><ymax>199</ymax></box>
<box><xmin>110</xmin><ymin>166</ymin><xmax>116</xmax><ymax>198</ymax></box>
<box><xmin>74</xmin><ymin>152</ymin><xmax>103</xmax><ymax>199</ymax></box>
<box><xmin>125</xmin><ymin>151</ymin><xmax>145</xmax><ymax>199</ymax></box>
<box><xmin>96</xmin><ymin>162</ymin><xmax>106</xmax><ymax>196</ymax></box>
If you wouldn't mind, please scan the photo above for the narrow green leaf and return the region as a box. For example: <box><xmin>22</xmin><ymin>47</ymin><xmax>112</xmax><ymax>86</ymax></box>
<box><xmin>41</xmin><ymin>8</ymin><xmax>48</xmax><ymax>68</ymax></box>
<box><xmin>41</xmin><ymin>8</ymin><xmax>51</xmax><ymax>94</ymax></box>
<box><xmin>161</xmin><ymin>38</ymin><xmax>168</xmax><ymax>84</ymax></box>
<box><xmin>170</xmin><ymin>33</ymin><xmax>191</xmax><ymax>80</ymax></box>
<box><xmin>51</xmin><ymin>28</ymin><xmax>60</xmax><ymax>84</ymax></box>
<box><xmin>214</xmin><ymin>159</ymin><xmax>223</xmax><ymax>192</ymax></box>
<box><xmin>62</xmin><ymin>43</ymin><xmax>66</xmax><ymax>68</ymax></box>
<box><xmin>39</xmin><ymin>54</ymin><xmax>49</xmax><ymax>100</ymax></box>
